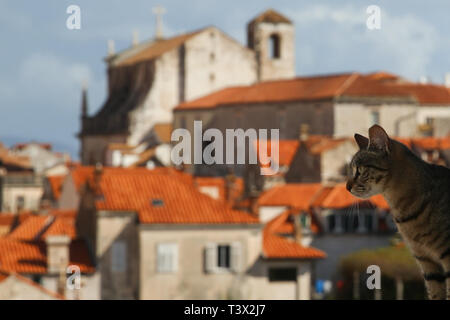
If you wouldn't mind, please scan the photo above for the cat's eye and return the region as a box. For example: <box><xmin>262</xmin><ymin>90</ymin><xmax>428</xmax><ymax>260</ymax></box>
<box><xmin>360</xmin><ymin>170</ymin><xmax>370</xmax><ymax>179</ymax></box>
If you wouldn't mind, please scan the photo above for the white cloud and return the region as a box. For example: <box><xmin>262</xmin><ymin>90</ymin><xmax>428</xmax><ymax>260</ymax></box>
<box><xmin>291</xmin><ymin>4</ymin><xmax>439</xmax><ymax>80</ymax></box>
<box><xmin>18</xmin><ymin>53</ymin><xmax>95</xmax><ymax>100</ymax></box>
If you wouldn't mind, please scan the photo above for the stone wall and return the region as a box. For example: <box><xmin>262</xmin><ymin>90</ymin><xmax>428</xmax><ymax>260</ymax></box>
<box><xmin>96</xmin><ymin>211</ymin><xmax>139</xmax><ymax>300</ymax></box>
<box><xmin>334</xmin><ymin>102</ymin><xmax>418</xmax><ymax>137</ymax></box>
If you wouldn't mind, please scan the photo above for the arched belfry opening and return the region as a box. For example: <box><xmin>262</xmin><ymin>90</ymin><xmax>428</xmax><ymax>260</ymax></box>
<box><xmin>268</xmin><ymin>34</ymin><xmax>281</xmax><ymax>59</ymax></box>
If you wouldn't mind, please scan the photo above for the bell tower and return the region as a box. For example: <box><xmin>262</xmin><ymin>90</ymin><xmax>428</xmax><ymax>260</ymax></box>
<box><xmin>247</xmin><ymin>9</ymin><xmax>295</xmax><ymax>82</ymax></box>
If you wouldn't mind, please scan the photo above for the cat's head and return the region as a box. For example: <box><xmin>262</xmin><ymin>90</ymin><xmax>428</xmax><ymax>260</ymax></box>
<box><xmin>346</xmin><ymin>125</ymin><xmax>392</xmax><ymax>199</ymax></box>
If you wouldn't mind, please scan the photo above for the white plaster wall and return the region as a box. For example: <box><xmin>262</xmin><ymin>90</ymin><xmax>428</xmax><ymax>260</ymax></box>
<box><xmin>2</xmin><ymin>186</ymin><xmax>43</xmax><ymax>212</ymax></box>
<box><xmin>139</xmin><ymin>226</ymin><xmax>262</xmax><ymax>299</ymax></box>
<box><xmin>334</xmin><ymin>103</ymin><xmax>418</xmax><ymax>137</ymax></box>
<box><xmin>41</xmin><ymin>273</ymin><xmax>100</xmax><ymax>300</ymax></box>
<box><xmin>245</xmin><ymin>260</ymin><xmax>313</xmax><ymax>300</ymax></box>
<box><xmin>321</xmin><ymin>140</ymin><xmax>358</xmax><ymax>182</ymax></box>
<box><xmin>184</xmin><ymin>27</ymin><xmax>257</xmax><ymax>102</ymax></box>
<box><xmin>258</xmin><ymin>206</ymin><xmax>286</xmax><ymax>223</ymax></box>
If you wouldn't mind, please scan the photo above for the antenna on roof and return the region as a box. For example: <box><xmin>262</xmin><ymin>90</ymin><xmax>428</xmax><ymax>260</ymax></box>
<box><xmin>152</xmin><ymin>5</ymin><xmax>166</xmax><ymax>40</ymax></box>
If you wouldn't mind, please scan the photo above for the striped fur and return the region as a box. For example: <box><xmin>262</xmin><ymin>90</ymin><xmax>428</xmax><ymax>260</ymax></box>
<box><xmin>347</xmin><ymin>125</ymin><xmax>450</xmax><ymax>300</ymax></box>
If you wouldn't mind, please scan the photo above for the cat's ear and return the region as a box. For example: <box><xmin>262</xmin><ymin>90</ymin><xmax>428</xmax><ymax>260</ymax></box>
<box><xmin>368</xmin><ymin>125</ymin><xmax>390</xmax><ymax>153</ymax></box>
<box><xmin>354</xmin><ymin>134</ymin><xmax>369</xmax><ymax>150</ymax></box>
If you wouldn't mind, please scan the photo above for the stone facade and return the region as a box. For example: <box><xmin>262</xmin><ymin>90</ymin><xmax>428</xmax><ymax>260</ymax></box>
<box><xmin>80</xmin><ymin>9</ymin><xmax>296</xmax><ymax>165</ymax></box>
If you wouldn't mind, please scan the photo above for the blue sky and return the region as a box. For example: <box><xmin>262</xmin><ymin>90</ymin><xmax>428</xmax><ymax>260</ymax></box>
<box><xmin>1</xmin><ymin>0</ymin><xmax>449</xmax><ymax>158</ymax></box>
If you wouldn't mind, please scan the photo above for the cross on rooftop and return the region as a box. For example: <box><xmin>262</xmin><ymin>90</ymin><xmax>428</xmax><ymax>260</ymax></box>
<box><xmin>152</xmin><ymin>5</ymin><xmax>166</xmax><ymax>40</ymax></box>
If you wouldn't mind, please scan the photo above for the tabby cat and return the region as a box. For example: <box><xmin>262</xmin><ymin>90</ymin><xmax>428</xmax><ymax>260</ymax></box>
<box><xmin>346</xmin><ymin>125</ymin><xmax>450</xmax><ymax>300</ymax></box>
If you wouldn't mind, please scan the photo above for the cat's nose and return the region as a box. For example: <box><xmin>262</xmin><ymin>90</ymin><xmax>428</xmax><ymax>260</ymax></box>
<box><xmin>346</xmin><ymin>180</ymin><xmax>352</xmax><ymax>191</ymax></box>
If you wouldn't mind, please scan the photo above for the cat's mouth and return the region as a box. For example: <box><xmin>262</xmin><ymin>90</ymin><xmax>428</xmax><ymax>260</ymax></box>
<box><xmin>349</xmin><ymin>187</ymin><xmax>372</xmax><ymax>199</ymax></box>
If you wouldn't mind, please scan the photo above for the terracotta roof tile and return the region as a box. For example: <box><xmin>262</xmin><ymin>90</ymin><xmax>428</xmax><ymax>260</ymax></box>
<box><xmin>258</xmin><ymin>183</ymin><xmax>323</xmax><ymax>210</ymax></box>
<box><xmin>47</xmin><ymin>175</ymin><xmax>65</xmax><ymax>200</ymax></box>
<box><xmin>176</xmin><ymin>73</ymin><xmax>357</xmax><ymax>110</ymax></box>
<box><xmin>0</xmin><ymin>214</ymin><xmax>15</xmax><ymax>227</ymax></box>
<box><xmin>263</xmin><ymin>212</ymin><xmax>326</xmax><ymax>259</ymax></box>
<box><xmin>95</xmin><ymin>168</ymin><xmax>258</xmax><ymax>224</ymax></box>
<box><xmin>194</xmin><ymin>176</ymin><xmax>245</xmax><ymax>205</ymax></box>
<box><xmin>116</xmin><ymin>30</ymin><xmax>203</xmax><ymax>67</ymax></box>
<box><xmin>8</xmin><ymin>216</ymin><xmax>52</xmax><ymax>241</ymax></box>
<box><xmin>0</xmin><ymin>239</ymin><xmax>94</xmax><ymax>274</ymax></box>
<box><xmin>8</xmin><ymin>210</ymin><xmax>77</xmax><ymax>241</ymax></box>
<box><xmin>175</xmin><ymin>72</ymin><xmax>450</xmax><ymax>110</ymax></box>
<box><xmin>254</xmin><ymin>140</ymin><xmax>299</xmax><ymax>167</ymax></box>
<box><xmin>316</xmin><ymin>183</ymin><xmax>389</xmax><ymax>210</ymax></box>
<box><xmin>152</xmin><ymin>123</ymin><xmax>173</xmax><ymax>144</ymax></box>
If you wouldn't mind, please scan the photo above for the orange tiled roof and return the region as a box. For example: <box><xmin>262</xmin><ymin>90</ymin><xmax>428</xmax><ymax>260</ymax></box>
<box><xmin>70</xmin><ymin>166</ymin><xmax>173</xmax><ymax>191</ymax></box>
<box><xmin>116</xmin><ymin>30</ymin><xmax>203</xmax><ymax>67</ymax></box>
<box><xmin>8</xmin><ymin>210</ymin><xmax>77</xmax><ymax>241</ymax></box>
<box><xmin>258</xmin><ymin>183</ymin><xmax>323</xmax><ymax>210</ymax></box>
<box><xmin>176</xmin><ymin>73</ymin><xmax>357</xmax><ymax>110</ymax></box>
<box><xmin>194</xmin><ymin>176</ymin><xmax>245</xmax><ymax>205</ymax></box>
<box><xmin>0</xmin><ymin>214</ymin><xmax>15</xmax><ymax>227</ymax></box>
<box><xmin>94</xmin><ymin>168</ymin><xmax>258</xmax><ymax>224</ymax></box>
<box><xmin>411</xmin><ymin>137</ymin><xmax>450</xmax><ymax>150</ymax></box>
<box><xmin>0</xmin><ymin>239</ymin><xmax>94</xmax><ymax>274</ymax></box>
<box><xmin>8</xmin><ymin>216</ymin><xmax>51</xmax><ymax>240</ymax></box>
<box><xmin>152</xmin><ymin>123</ymin><xmax>173</xmax><ymax>144</ymax></box>
<box><xmin>254</xmin><ymin>140</ymin><xmax>299</xmax><ymax>167</ymax></box>
<box><xmin>175</xmin><ymin>72</ymin><xmax>450</xmax><ymax>110</ymax></box>
<box><xmin>263</xmin><ymin>212</ymin><xmax>326</xmax><ymax>259</ymax></box>
<box><xmin>47</xmin><ymin>175</ymin><xmax>65</xmax><ymax>200</ymax></box>
<box><xmin>308</xmin><ymin>137</ymin><xmax>352</xmax><ymax>155</ymax></box>
<box><xmin>317</xmin><ymin>183</ymin><xmax>389</xmax><ymax>210</ymax></box>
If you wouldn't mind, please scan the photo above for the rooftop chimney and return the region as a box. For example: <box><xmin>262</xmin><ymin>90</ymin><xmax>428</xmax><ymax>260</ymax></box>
<box><xmin>46</xmin><ymin>235</ymin><xmax>70</xmax><ymax>274</ymax></box>
<box><xmin>299</xmin><ymin>124</ymin><xmax>310</xmax><ymax>141</ymax></box>
<box><xmin>445</xmin><ymin>73</ymin><xmax>450</xmax><ymax>88</ymax></box>
<box><xmin>293</xmin><ymin>214</ymin><xmax>303</xmax><ymax>243</ymax></box>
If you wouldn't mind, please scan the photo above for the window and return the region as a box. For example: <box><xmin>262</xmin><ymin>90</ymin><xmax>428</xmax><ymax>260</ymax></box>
<box><xmin>217</xmin><ymin>245</ymin><xmax>231</xmax><ymax>269</ymax></box>
<box><xmin>370</xmin><ymin>110</ymin><xmax>380</xmax><ymax>125</ymax></box>
<box><xmin>151</xmin><ymin>199</ymin><xmax>164</xmax><ymax>207</ymax></box>
<box><xmin>210</xmin><ymin>52</ymin><xmax>215</xmax><ymax>63</ymax></box>
<box><xmin>268</xmin><ymin>34</ymin><xmax>281</xmax><ymax>59</ymax></box>
<box><xmin>157</xmin><ymin>243</ymin><xmax>178</xmax><ymax>273</ymax></box>
<box><xmin>268</xmin><ymin>267</ymin><xmax>297</xmax><ymax>282</ymax></box>
<box><xmin>327</xmin><ymin>214</ymin><xmax>336</xmax><ymax>232</ymax></box>
<box><xmin>209</xmin><ymin>73</ymin><xmax>215</xmax><ymax>83</ymax></box>
<box><xmin>205</xmin><ymin>242</ymin><xmax>242</xmax><ymax>273</ymax></box>
<box><xmin>111</xmin><ymin>241</ymin><xmax>127</xmax><ymax>273</ymax></box>
<box><xmin>300</xmin><ymin>214</ymin><xmax>311</xmax><ymax>230</ymax></box>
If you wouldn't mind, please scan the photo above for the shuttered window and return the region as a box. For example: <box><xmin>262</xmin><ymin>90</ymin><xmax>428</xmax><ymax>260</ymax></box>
<box><xmin>157</xmin><ymin>243</ymin><xmax>178</xmax><ymax>273</ymax></box>
<box><xmin>205</xmin><ymin>242</ymin><xmax>242</xmax><ymax>273</ymax></box>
